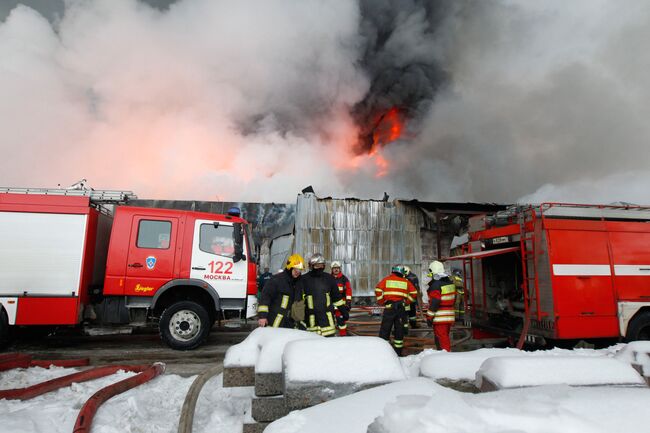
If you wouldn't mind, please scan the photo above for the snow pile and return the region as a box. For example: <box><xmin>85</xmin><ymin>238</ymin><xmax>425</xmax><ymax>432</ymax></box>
<box><xmin>0</xmin><ymin>366</ymin><xmax>252</xmax><ymax>433</ymax></box>
<box><xmin>419</xmin><ymin>347</ymin><xmax>611</xmax><ymax>381</ymax></box>
<box><xmin>283</xmin><ymin>336</ymin><xmax>405</xmax><ymax>384</ymax></box>
<box><xmin>369</xmin><ymin>385</ymin><xmax>650</xmax><ymax>433</ymax></box>
<box><xmin>0</xmin><ymin>365</ymin><xmax>79</xmax><ymax>390</ymax></box>
<box><xmin>223</xmin><ymin>327</ymin><xmax>320</xmax><ymax>369</ymax></box>
<box><xmin>614</xmin><ymin>341</ymin><xmax>650</xmax><ymax>376</ymax></box>
<box><xmin>256</xmin><ymin>331</ymin><xmax>323</xmax><ymax>374</ymax></box>
<box><xmin>476</xmin><ymin>356</ymin><xmax>646</xmax><ymax>389</ymax></box>
<box><xmin>265</xmin><ymin>378</ymin><xmax>441</xmax><ymax>433</ymax></box>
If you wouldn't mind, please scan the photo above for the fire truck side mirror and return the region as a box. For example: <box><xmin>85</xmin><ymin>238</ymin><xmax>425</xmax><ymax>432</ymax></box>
<box><xmin>232</xmin><ymin>223</ymin><xmax>246</xmax><ymax>263</ymax></box>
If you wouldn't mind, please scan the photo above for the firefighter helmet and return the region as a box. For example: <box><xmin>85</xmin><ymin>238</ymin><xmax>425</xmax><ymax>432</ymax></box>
<box><xmin>428</xmin><ymin>260</ymin><xmax>445</xmax><ymax>275</ymax></box>
<box><xmin>403</xmin><ymin>266</ymin><xmax>411</xmax><ymax>275</ymax></box>
<box><xmin>391</xmin><ymin>265</ymin><xmax>405</xmax><ymax>277</ymax></box>
<box><xmin>331</xmin><ymin>260</ymin><xmax>342</xmax><ymax>269</ymax></box>
<box><xmin>285</xmin><ymin>254</ymin><xmax>305</xmax><ymax>270</ymax></box>
<box><xmin>308</xmin><ymin>253</ymin><xmax>326</xmax><ymax>267</ymax></box>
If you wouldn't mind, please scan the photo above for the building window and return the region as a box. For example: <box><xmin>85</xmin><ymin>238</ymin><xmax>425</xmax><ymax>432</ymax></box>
<box><xmin>137</xmin><ymin>220</ymin><xmax>172</xmax><ymax>249</ymax></box>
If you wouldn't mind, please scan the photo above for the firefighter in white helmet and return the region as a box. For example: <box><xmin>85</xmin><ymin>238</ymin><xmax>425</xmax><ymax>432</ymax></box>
<box><xmin>302</xmin><ymin>253</ymin><xmax>347</xmax><ymax>337</ymax></box>
<box><xmin>331</xmin><ymin>260</ymin><xmax>352</xmax><ymax>336</ymax></box>
<box><xmin>257</xmin><ymin>254</ymin><xmax>305</xmax><ymax>328</ymax></box>
<box><xmin>425</xmin><ymin>260</ymin><xmax>456</xmax><ymax>351</ymax></box>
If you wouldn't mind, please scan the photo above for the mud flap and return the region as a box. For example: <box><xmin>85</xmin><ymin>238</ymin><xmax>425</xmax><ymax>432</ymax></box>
<box><xmin>246</xmin><ymin>295</ymin><xmax>258</xmax><ymax>319</ymax></box>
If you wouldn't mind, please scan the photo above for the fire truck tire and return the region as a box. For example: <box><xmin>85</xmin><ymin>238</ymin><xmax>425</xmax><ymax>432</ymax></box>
<box><xmin>0</xmin><ymin>308</ymin><xmax>10</xmax><ymax>349</ymax></box>
<box><xmin>626</xmin><ymin>311</ymin><xmax>650</xmax><ymax>342</ymax></box>
<box><xmin>159</xmin><ymin>301</ymin><xmax>211</xmax><ymax>350</ymax></box>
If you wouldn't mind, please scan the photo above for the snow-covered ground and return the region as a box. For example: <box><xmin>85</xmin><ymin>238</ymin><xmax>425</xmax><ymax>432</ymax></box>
<box><xmin>1</xmin><ymin>342</ymin><xmax>648</xmax><ymax>433</ymax></box>
<box><xmin>0</xmin><ymin>367</ymin><xmax>252</xmax><ymax>433</ymax></box>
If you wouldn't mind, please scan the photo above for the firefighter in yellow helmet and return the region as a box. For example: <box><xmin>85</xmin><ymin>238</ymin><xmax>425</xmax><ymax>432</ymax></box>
<box><xmin>257</xmin><ymin>254</ymin><xmax>305</xmax><ymax>328</ymax></box>
<box><xmin>425</xmin><ymin>260</ymin><xmax>456</xmax><ymax>351</ymax></box>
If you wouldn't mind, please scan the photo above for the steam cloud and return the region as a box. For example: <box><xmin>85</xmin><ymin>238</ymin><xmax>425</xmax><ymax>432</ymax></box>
<box><xmin>1</xmin><ymin>0</ymin><xmax>649</xmax><ymax>204</ymax></box>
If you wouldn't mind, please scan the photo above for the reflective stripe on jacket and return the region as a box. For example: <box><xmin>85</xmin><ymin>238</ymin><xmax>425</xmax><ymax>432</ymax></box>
<box><xmin>426</xmin><ymin>277</ymin><xmax>456</xmax><ymax>324</ymax></box>
<box><xmin>375</xmin><ymin>274</ymin><xmax>417</xmax><ymax>305</ymax></box>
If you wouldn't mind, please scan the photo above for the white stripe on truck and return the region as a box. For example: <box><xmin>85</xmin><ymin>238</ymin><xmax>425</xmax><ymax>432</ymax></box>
<box><xmin>553</xmin><ymin>264</ymin><xmax>650</xmax><ymax>276</ymax></box>
<box><xmin>552</xmin><ymin>264</ymin><xmax>611</xmax><ymax>276</ymax></box>
<box><xmin>613</xmin><ymin>265</ymin><xmax>650</xmax><ymax>276</ymax></box>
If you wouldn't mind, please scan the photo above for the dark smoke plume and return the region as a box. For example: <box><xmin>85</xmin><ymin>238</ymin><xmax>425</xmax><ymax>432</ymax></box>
<box><xmin>353</xmin><ymin>0</ymin><xmax>452</xmax><ymax>153</ymax></box>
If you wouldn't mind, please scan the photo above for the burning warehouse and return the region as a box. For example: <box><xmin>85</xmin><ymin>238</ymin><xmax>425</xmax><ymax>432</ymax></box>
<box><xmin>268</xmin><ymin>193</ymin><xmax>506</xmax><ymax>299</ymax></box>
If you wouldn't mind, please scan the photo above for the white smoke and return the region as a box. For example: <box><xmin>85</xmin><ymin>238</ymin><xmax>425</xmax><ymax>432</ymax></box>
<box><xmin>1</xmin><ymin>0</ymin><xmax>649</xmax><ymax>204</ymax></box>
<box><xmin>0</xmin><ymin>0</ymin><xmax>369</xmax><ymax>201</ymax></box>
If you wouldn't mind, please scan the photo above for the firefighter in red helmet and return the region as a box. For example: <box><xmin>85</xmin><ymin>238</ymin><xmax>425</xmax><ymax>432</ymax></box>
<box><xmin>425</xmin><ymin>260</ymin><xmax>456</xmax><ymax>351</ymax></box>
<box><xmin>331</xmin><ymin>260</ymin><xmax>352</xmax><ymax>336</ymax></box>
<box><xmin>375</xmin><ymin>265</ymin><xmax>418</xmax><ymax>355</ymax></box>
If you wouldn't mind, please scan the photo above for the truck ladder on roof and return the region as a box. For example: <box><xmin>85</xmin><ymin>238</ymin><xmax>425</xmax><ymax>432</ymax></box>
<box><xmin>0</xmin><ymin>187</ymin><xmax>137</xmax><ymax>205</ymax></box>
<box><xmin>517</xmin><ymin>206</ymin><xmax>541</xmax><ymax>349</ymax></box>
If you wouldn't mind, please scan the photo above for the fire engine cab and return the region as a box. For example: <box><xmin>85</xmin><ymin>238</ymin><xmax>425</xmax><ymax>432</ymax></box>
<box><xmin>0</xmin><ymin>187</ymin><xmax>258</xmax><ymax>350</ymax></box>
<box><xmin>452</xmin><ymin>203</ymin><xmax>650</xmax><ymax>348</ymax></box>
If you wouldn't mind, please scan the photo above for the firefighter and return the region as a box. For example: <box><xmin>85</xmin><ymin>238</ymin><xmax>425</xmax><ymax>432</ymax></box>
<box><xmin>402</xmin><ymin>266</ymin><xmax>420</xmax><ymax>333</ymax></box>
<box><xmin>257</xmin><ymin>254</ymin><xmax>305</xmax><ymax>328</ymax></box>
<box><xmin>257</xmin><ymin>267</ymin><xmax>273</xmax><ymax>300</ymax></box>
<box><xmin>302</xmin><ymin>253</ymin><xmax>348</xmax><ymax>337</ymax></box>
<box><xmin>375</xmin><ymin>265</ymin><xmax>418</xmax><ymax>356</ymax></box>
<box><xmin>331</xmin><ymin>260</ymin><xmax>352</xmax><ymax>336</ymax></box>
<box><xmin>425</xmin><ymin>261</ymin><xmax>456</xmax><ymax>352</ymax></box>
<box><xmin>452</xmin><ymin>268</ymin><xmax>465</xmax><ymax>320</ymax></box>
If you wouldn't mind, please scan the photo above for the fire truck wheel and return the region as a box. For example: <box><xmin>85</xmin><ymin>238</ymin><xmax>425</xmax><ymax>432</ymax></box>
<box><xmin>626</xmin><ymin>310</ymin><xmax>650</xmax><ymax>342</ymax></box>
<box><xmin>160</xmin><ymin>301</ymin><xmax>211</xmax><ymax>350</ymax></box>
<box><xmin>0</xmin><ymin>308</ymin><xmax>9</xmax><ymax>349</ymax></box>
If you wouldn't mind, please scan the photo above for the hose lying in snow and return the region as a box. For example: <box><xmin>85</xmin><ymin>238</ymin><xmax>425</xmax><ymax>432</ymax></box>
<box><xmin>177</xmin><ymin>364</ymin><xmax>224</xmax><ymax>433</ymax></box>
<box><xmin>0</xmin><ymin>353</ymin><xmax>32</xmax><ymax>371</ymax></box>
<box><xmin>73</xmin><ymin>362</ymin><xmax>166</xmax><ymax>433</ymax></box>
<box><xmin>0</xmin><ymin>353</ymin><xmax>90</xmax><ymax>372</ymax></box>
<box><xmin>0</xmin><ymin>364</ymin><xmax>151</xmax><ymax>400</ymax></box>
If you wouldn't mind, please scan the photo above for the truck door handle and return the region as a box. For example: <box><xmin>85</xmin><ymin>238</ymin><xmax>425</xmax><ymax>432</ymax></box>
<box><xmin>128</xmin><ymin>263</ymin><xmax>143</xmax><ymax>268</ymax></box>
<box><xmin>192</xmin><ymin>266</ymin><xmax>206</xmax><ymax>271</ymax></box>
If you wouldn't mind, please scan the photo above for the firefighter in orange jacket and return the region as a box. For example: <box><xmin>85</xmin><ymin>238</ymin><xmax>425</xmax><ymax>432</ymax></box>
<box><xmin>375</xmin><ymin>266</ymin><xmax>418</xmax><ymax>355</ymax></box>
<box><xmin>331</xmin><ymin>260</ymin><xmax>352</xmax><ymax>336</ymax></box>
<box><xmin>425</xmin><ymin>260</ymin><xmax>456</xmax><ymax>351</ymax></box>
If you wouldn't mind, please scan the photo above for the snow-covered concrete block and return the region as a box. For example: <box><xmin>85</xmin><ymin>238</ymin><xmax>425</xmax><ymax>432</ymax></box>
<box><xmin>224</xmin><ymin>327</ymin><xmax>321</xmax><ymax>388</ymax></box>
<box><xmin>243</xmin><ymin>421</ymin><xmax>269</xmax><ymax>433</ymax></box>
<box><xmin>266</xmin><ymin>378</ymin><xmax>442</xmax><ymax>433</ymax></box>
<box><xmin>223</xmin><ymin>366</ymin><xmax>255</xmax><ymax>387</ymax></box>
<box><xmin>282</xmin><ymin>337</ymin><xmax>406</xmax><ymax>410</ymax></box>
<box><xmin>476</xmin><ymin>356</ymin><xmax>647</xmax><ymax>391</ymax></box>
<box><xmin>255</xmin><ymin>372</ymin><xmax>283</xmax><ymax>396</ymax></box>
<box><xmin>614</xmin><ymin>341</ymin><xmax>650</xmax><ymax>384</ymax></box>
<box><xmin>251</xmin><ymin>395</ymin><xmax>289</xmax><ymax>422</ymax></box>
<box><xmin>420</xmin><ymin>348</ymin><xmax>523</xmax><ymax>381</ymax></box>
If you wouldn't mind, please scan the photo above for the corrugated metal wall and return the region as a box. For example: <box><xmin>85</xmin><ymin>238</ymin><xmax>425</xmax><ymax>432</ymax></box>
<box><xmin>293</xmin><ymin>194</ymin><xmax>424</xmax><ymax>297</ymax></box>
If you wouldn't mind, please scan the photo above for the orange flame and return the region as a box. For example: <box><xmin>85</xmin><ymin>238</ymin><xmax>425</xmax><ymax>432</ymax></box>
<box><xmin>372</xmin><ymin>107</ymin><xmax>404</xmax><ymax>148</ymax></box>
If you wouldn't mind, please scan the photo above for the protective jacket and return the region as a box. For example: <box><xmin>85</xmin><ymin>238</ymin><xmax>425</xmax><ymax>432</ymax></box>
<box><xmin>375</xmin><ymin>274</ymin><xmax>417</xmax><ymax>306</ymax></box>
<box><xmin>302</xmin><ymin>270</ymin><xmax>345</xmax><ymax>336</ymax></box>
<box><xmin>257</xmin><ymin>269</ymin><xmax>303</xmax><ymax>328</ymax></box>
<box><xmin>426</xmin><ymin>276</ymin><xmax>456</xmax><ymax>324</ymax></box>
<box><xmin>333</xmin><ymin>273</ymin><xmax>353</xmax><ymax>307</ymax></box>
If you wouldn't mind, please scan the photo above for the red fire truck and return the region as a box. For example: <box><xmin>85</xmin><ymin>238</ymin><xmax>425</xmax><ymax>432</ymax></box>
<box><xmin>451</xmin><ymin>203</ymin><xmax>650</xmax><ymax>348</ymax></box>
<box><xmin>0</xmin><ymin>188</ymin><xmax>258</xmax><ymax>350</ymax></box>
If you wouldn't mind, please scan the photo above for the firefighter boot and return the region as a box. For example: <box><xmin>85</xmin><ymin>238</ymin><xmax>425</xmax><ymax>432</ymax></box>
<box><xmin>393</xmin><ymin>339</ymin><xmax>404</xmax><ymax>356</ymax></box>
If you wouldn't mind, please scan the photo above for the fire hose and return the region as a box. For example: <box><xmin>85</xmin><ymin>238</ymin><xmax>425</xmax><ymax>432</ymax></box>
<box><xmin>0</xmin><ymin>353</ymin><xmax>90</xmax><ymax>372</ymax></box>
<box><xmin>73</xmin><ymin>362</ymin><xmax>166</xmax><ymax>433</ymax></box>
<box><xmin>0</xmin><ymin>363</ymin><xmax>149</xmax><ymax>400</ymax></box>
<box><xmin>177</xmin><ymin>364</ymin><xmax>224</xmax><ymax>433</ymax></box>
